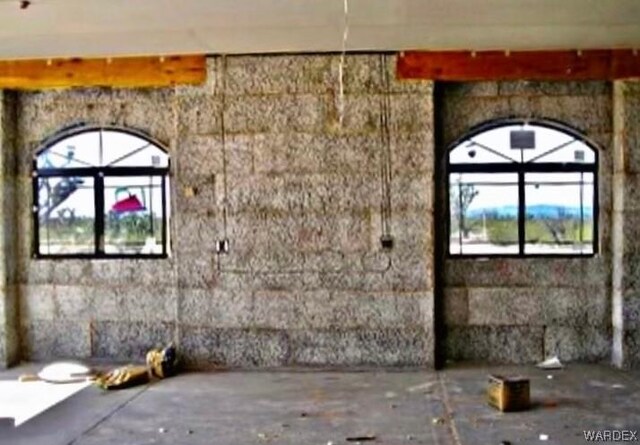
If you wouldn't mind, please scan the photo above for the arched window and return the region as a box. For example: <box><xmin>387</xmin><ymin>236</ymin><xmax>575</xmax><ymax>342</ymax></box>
<box><xmin>33</xmin><ymin>126</ymin><xmax>170</xmax><ymax>258</ymax></box>
<box><xmin>448</xmin><ymin>119</ymin><xmax>597</xmax><ymax>256</ymax></box>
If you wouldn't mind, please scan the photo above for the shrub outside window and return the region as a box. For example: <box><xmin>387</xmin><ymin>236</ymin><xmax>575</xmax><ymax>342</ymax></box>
<box><xmin>33</xmin><ymin>126</ymin><xmax>170</xmax><ymax>258</ymax></box>
<box><xmin>448</xmin><ymin>120</ymin><xmax>597</xmax><ymax>256</ymax></box>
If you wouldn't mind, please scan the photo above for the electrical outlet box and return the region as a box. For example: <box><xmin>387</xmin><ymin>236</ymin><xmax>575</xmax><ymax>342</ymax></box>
<box><xmin>510</xmin><ymin>130</ymin><xmax>535</xmax><ymax>150</ymax></box>
<box><xmin>216</xmin><ymin>239</ymin><xmax>229</xmax><ymax>254</ymax></box>
<box><xmin>380</xmin><ymin>235</ymin><xmax>394</xmax><ymax>250</ymax></box>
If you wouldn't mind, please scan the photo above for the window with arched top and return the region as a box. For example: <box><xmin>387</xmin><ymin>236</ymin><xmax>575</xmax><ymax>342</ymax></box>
<box><xmin>33</xmin><ymin>126</ymin><xmax>170</xmax><ymax>258</ymax></box>
<box><xmin>447</xmin><ymin>119</ymin><xmax>598</xmax><ymax>256</ymax></box>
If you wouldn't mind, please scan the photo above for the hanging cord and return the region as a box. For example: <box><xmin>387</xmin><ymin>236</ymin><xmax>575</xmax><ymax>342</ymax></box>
<box><xmin>378</xmin><ymin>54</ymin><xmax>394</xmax><ymax>242</ymax></box>
<box><xmin>215</xmin><ymin>56</ymin><xmax>231</xmax><ymax>271</ymax></box>
<box><xmin>337</xmin><ymin>0</ymin><xmax>349</xmax><ymax>127</ymax></box>
<box><xmin>383</xmin><ymin>54</ymin><xmax>393</xmax><ymax>235</ymax></box>
<box><xmin>378</xmin><ymin>85</ymin><xmax>388</xmax><ymax>236</ymax></box>
<box><xmin>220</xmin><ymin>55</ymin><xmax>229</xmax><ymax>241</ymax></box>
<box><xmin>171</xmin><ymin>84</ymin><xmax>182</xmax><ymax>347</ymax></box>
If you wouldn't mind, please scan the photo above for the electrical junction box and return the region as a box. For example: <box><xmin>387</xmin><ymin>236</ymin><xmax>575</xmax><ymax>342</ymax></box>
<box><xmin>510</xmin><ymin>130</ymin><xmax>536</xmax><ymax>150</ymax></box>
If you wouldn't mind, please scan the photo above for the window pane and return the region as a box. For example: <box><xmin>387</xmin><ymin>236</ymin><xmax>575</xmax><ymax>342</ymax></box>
<box><xmin>37</xmin><ymin>132</ymin><xmax>100</xmax><ymax>169</ymax></box>
<box><xmin>36</xmin><ymin>130</ymin><xmax>169</xmax><ymax>169</ymax></box>
<box><xmin>520</xmin><ymin>126</ymin><xmax>576</xmax><ymax>163</ymax></box>
<box><xmin>104</xmin><ymin>176</ymin><xmax>166</xmax><ymax>255</ymax></box>
<box><xmin>524</xmin><ymin>173</ymin><xmax>594</xmax><ymax>254</ymax></box>
<box><xmin>38</xmin><ymin>177</ymin><xmax>95</xmax><ymax>254</ymax></box>
<box><xmin>528</xmin><ymin>140</ymin><xmax>596</xmax><ymax>164</ymax></box>
<box><xmin>101</xmin><ymin>131</ymin><xmax>169</xmax><ymax>167</ymax></box>
<box><xmin>449</xmin><ymin>173</ymin><xmax>519</xmax><ymax>255</ymax></box>
<box><xmin>449</xmin><ymin>125</ymin><xmax>596</xmax><ymax>165</ymax></box>
<box><xmin>449</xmin><ymin>141</ymin><xmax>517</xmax><ymax>164</ymax></box>
<box><xmin>450</xmin><ymin>127</ymin><xmax>519</xmax><ymax>164</ymax></box>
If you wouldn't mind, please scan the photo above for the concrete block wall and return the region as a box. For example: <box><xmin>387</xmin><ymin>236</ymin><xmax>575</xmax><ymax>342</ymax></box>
<box><xmin>12</xmin><ymin>55</ymin><xmax>435</xmax><ymax>367</ymax></box>
<box><xmin>2</xmin><ymin>59</ymin><xmax>633</xmax><ymax>369</ymax></box>
<box><xmin>0</xmin><ymin>91</ymin><xmax>19</xmax><ymax>368</ymax></box>
<box><xmin>438</xmin><ymin>81</ymin><xmax>613</xmax><ymax>364</ymax></box>
<box><xmin>612</xmin><ymin>80</ymin><xmax>640</xmax><ymax>369</ymax></box>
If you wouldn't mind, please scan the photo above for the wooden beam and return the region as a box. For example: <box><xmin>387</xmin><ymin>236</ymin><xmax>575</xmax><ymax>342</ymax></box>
<box><xmin>0</xmin><ymin>55</ymin><xmax>206</xmax><ymax>90</ymax></box>
<box><xmin>397</xmin><ymin>49</ymin><xmax>640</xmax><ymax>81</ymax></box>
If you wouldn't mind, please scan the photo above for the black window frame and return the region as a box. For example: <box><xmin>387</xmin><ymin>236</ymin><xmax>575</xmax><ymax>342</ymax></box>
<box><xmin>32</xmin><ymin>125</ymin><xmax>171</xmax><ymax>260</ymax></box>
<box><xmin>446</xmin><ymin>118</ymin><xmax>599</xmax><ymax>258</ymax></box>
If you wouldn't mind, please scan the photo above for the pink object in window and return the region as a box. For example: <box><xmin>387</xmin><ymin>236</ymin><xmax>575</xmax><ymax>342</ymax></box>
<box><xmin>112</xmin><ymin>194</ymin><xmax>146</xmax><ymax>213</ymax></box>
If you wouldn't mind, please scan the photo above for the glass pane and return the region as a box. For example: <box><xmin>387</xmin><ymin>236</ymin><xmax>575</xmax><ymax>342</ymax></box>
<box><xmin>449</xmin><ymin>140</ymin><xmax>517</xmax><ymax>164</ymax></box>
<box><xmin>102</xmin><ymin>131</ymin><xmax>169</xmax><ymax>167</ymax></box>
<box><xmin>449</xmin><ymin>173</ymin><xmax>519</xmax><ymax>255</ymax></box>
<box><xmin>37</xmin><ymin>132</ymin><xmax>100</xmax><ymax>169</ymax></box>
<box><xmin>36</xmin><ymin>129</ymin><xmax>169</xmax><ymax>169</ymax></box>
<box><xmin>520</xmin><ymin>126</ymin><xmax>573</xmax><ymax>163</ymax></box>
<box><xmin>38</xmin><ymin>176</ymin><xmax>95</xmax><ymax>254</ymax></box>
<box><xmin>104</xmin><ymin>176</ymin><xmax>166</xmax><ymax>255</ymax></box>
<box><xmin>528</xmin><ymin>140</ymin><xmax>596</xmax><ymax>164</ymax></box>
<box><xmin>524</xmin><ymin>173</ymin><xmax>594</xmax><ymax>254</ymax></box>
<box><xmin>467</xmin><ymin>126</ymin><xmax>521</xmax><ymax>162</ymax></box>
<box><xmin>449</xmin><ymin>125</ymin><xmax>596</xmax><ymax>165</ymax></box>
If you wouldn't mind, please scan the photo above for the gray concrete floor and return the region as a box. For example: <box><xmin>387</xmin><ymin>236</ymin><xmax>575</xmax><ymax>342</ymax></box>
<box><xmin>1</xmin><ymin>363</ymin><xmax>639</xmax><ymax>445</ymax></box>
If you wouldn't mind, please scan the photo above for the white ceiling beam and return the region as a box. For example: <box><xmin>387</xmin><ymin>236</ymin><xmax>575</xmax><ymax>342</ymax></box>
<box><xmin>0</xmin><ymin>0</ymin><xmax>637</xmax><ymax>58</ymax></box>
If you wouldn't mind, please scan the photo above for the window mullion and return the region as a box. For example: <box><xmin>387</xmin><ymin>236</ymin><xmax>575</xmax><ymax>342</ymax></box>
<box><xmin>95</xmin><ymin>172</ymin><xmax>105</xmax><ymax>255</ymax></box>
<box><xmin>518</xmin><ymin>170</ymin><xmax>525</xmax><ymax>255</ymax></box>
<box><xmin>161</xmin><ymin>175</ymin><xmax>167</xmax><ymax>257</ymax></box>
<box><xmin>32</xmin><ymin>167</ymin><xmax>40</xmax><ymax>257</ymax></box>
<box><xmin>594</xmin><ymin>168</ymin><xmax>599</xmax><ymax>254</ymax></box>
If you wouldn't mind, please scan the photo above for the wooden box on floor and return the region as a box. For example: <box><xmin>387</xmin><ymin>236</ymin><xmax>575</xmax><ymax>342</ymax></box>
<box><xmin>487</xmin><ymin>375</ymin><xmax>530</xmax><ymax>412</ymax></box>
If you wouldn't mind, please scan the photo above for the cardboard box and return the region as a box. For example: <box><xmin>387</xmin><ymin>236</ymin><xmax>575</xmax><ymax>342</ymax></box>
<box><xmin>487</xmin><ymin>375</ymin><xmax>530</xmax><ymax>412</ymax></box>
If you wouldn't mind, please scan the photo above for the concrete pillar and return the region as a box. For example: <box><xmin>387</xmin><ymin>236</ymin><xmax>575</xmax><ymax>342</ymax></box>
<box><xmin>0</xmin><ymin>90</ymin><xmax>19</xmax><ymax>368</ymax></box>
<box><xmin>612</xmin><ymin>80</ymin><xmax>640</xmax><ymax>368</ymax></box>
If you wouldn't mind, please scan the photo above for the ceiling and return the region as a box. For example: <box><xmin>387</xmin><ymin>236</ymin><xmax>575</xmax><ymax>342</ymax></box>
<box><xmin>0</xmin><ymin>0</ymin><xmax>639</xmax><ymax>59</ymax></box>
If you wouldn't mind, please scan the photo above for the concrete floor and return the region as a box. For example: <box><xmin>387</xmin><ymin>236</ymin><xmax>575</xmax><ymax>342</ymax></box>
<box><xmin>1</xmin><ymin>363</ymin><xmax>639</xmax><ymax>445</ymax></box>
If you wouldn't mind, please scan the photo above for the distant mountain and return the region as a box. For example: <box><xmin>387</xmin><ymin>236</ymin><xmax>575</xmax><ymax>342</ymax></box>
<box><xmin>467</xmin><ymin>204</ymin><xmax>593</xmax><ymax>218</ymax></box>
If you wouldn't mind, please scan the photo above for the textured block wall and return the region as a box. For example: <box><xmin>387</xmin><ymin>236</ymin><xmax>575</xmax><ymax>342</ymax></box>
<box><xmin>15</xmin><ymin>55</ymin><xmax>435</xmax><ymax>367</ymax></box>
<box><xmin>438</xmin><ymin>81</ymin><xmax>613</xmax><ymax>364</ymax></box>
<box><xmin>0</xmin><ymin>91</ymin><xmax>19</xmax><ymax>368</ymax></box>
<box><xmin>612</xmin><ymin>80</ymin><xmax>640</xmax><ymax>369</ymax></box>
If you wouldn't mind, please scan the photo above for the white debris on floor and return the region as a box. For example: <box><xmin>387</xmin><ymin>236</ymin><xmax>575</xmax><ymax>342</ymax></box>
<box><xmin>0</xmin><ymin>380</ymin><xmax>90</xmax><ymax>426</ymax></box>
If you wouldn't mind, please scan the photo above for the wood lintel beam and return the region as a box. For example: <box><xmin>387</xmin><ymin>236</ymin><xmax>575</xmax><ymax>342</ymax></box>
<box><xmin>0</xmin><ymin>55</ymin><xmax>206</xmax><ymax>90</ymax></box>
<box><xmin>397</xmin><ymin>49</ymin><xmax>640</xmax><ymax>81</ymax></box>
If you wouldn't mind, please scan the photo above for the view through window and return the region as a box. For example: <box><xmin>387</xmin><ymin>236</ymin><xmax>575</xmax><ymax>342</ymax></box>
<box><xmin>34</xmin><ymin>127</ymin><xmax>170</xmax><ymax>258</ymax></box>
<box><xmin>448</xmin><ymin>121</ymin><xmax>597</xmax><ymax>256</ymax></box>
